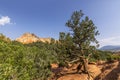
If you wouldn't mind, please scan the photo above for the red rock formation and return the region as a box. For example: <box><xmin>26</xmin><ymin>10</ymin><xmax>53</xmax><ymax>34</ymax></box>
<box><xmin>16</xmin><ymin>32</ymin><xmax>51</xmax><ymax>44</ymax></box>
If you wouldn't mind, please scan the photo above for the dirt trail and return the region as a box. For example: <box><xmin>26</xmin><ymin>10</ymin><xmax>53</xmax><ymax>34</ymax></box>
<box><xmin>57</xmin><ymin>64</ymin><xmax>101</xmax><ymax>80</ymax></box>
<box><xmin>53</xmin><ymin>61</ymin><xmax>120</xmax><ymax>80</ymax></box>
<box><xmin>95</xmin><ymin>61</ymin><xmax>120</xmax><ymax>80</ymax></box>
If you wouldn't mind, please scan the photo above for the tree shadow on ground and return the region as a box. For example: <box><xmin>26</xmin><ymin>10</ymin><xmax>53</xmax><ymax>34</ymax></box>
<box><xmin>95</xmin><ymin>61</ymin><xmax>120</xmax><ymax>80</ymax></box>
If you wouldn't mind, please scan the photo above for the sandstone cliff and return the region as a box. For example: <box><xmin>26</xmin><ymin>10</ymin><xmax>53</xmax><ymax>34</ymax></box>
<box><xmin>16</xmin><ymin>32</ymin><xmax>51</xmax><ymax>44</ymax></box>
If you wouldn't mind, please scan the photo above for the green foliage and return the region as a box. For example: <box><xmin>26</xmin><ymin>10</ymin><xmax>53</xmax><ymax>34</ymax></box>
<box><xmin>105</xmin><ymin>53</ymin><xmax>120</xmax><ymax>61</ymax></box>
<box><xmin>58</xmin><ymin>10</ymin><xmax>99</xmax><ymax>69</ymax></box>
<box><xmin>0</xmin><ymin>37</ymin><xmax>58</xmax><ymax>80</ymax></box>
<box><xmin>58</xmin><ymin>32</ymin><xmax>74</xmax><ymax>61</ymax></box>
<box><xmin>65</xmin><ymin>10</ymin><xmax>99</xmax><ymax>55</ymax></box>
<box><xmin>0</xmin><ymin>33</ymin><xmax>11</xmax><ymax>42</ymax></box>
<box><xmin>89</xmin><ymin>50</ymin><xmax>113</xmax><ymax>62</ymax></box>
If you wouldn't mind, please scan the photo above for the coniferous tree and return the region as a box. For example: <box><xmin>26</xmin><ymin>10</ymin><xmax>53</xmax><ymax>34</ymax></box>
<box><xmin>64</xmin><ymin>10</ymin><xmax>99</xmax><ymax>77</ymax></box>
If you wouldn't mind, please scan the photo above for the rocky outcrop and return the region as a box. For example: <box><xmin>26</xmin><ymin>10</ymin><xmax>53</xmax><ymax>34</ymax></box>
<box><xmin>58</xmin><ymin>74</ymin><xmax>93</xmax><ymax>80</ymax></box>
<box><xmin>57</xmin><ymin>64</ymin><xmax>101</xmax><ymax>80</ymax></box>
<box><xmin>57</xmin><ymin>61</ymin><xmax>120</xmax><ymax>80</ymax></box>
<box><xmin>16</xmin><ymin>32</ymin><xmax>51</xmax><ymax>44</ymax></box>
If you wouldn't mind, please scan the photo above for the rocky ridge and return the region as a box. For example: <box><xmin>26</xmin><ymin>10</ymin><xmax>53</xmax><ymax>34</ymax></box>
<box><xmin>16</xmin><ymin>32</ymin><xmax>51</xmax><ymax>44</ymax></box>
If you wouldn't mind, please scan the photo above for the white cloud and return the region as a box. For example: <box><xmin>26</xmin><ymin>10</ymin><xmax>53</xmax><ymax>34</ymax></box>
<box><xmin>99</xmin><ymin>36</ymin><xmax>120</xmax><ymax>47</ymax></box>
<box><xmin>0</xmin><ymin>16</ymin><xmax>12</xmax><ymax>26</ymax></box>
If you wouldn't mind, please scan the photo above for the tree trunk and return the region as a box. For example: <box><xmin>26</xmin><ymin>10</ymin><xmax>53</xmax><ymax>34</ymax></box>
<box><xmin>83</xmin><ymin>58</ymin><xmax>92</xmax><ymax>80</ymax></box>
<box><xmin>83</xmin><ymin>58</ymin><xmax>88</xmax><ymax>73</ymax></box>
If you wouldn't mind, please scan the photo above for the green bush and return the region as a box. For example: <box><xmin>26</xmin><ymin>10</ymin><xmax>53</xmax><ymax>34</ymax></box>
<box><xmin>0</xmin><ymin>39</ymin><xmax>58</xmax><ymax>80</ymax></box>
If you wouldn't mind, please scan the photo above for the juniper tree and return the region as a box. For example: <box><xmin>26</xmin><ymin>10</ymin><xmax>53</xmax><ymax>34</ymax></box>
<box><xmin>65</xmin><ymin>10</ymin><xmax>99</xmax><ymax>77</ymax></box>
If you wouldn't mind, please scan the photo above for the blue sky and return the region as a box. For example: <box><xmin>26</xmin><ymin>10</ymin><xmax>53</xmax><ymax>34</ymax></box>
<box><xmin>0</xmin><ymin>0</ymin><xmax>120</xmax><ymax>47</ymax></box>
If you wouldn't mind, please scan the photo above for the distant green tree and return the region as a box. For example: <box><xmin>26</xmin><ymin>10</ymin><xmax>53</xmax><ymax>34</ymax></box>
<box><xmin>61</xmin><ymin>10</ymin><xmax>99</xmax><ymax>78</ymax></box>
<box><xmin>0</xmin><ymin>33</ymin><xmax>11</xmax><ymax>42</ymax></box>
<box><xmin>58</xmin><ymin>32</ymin><xmax>75</xmax><ymax>65</ymax></box>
